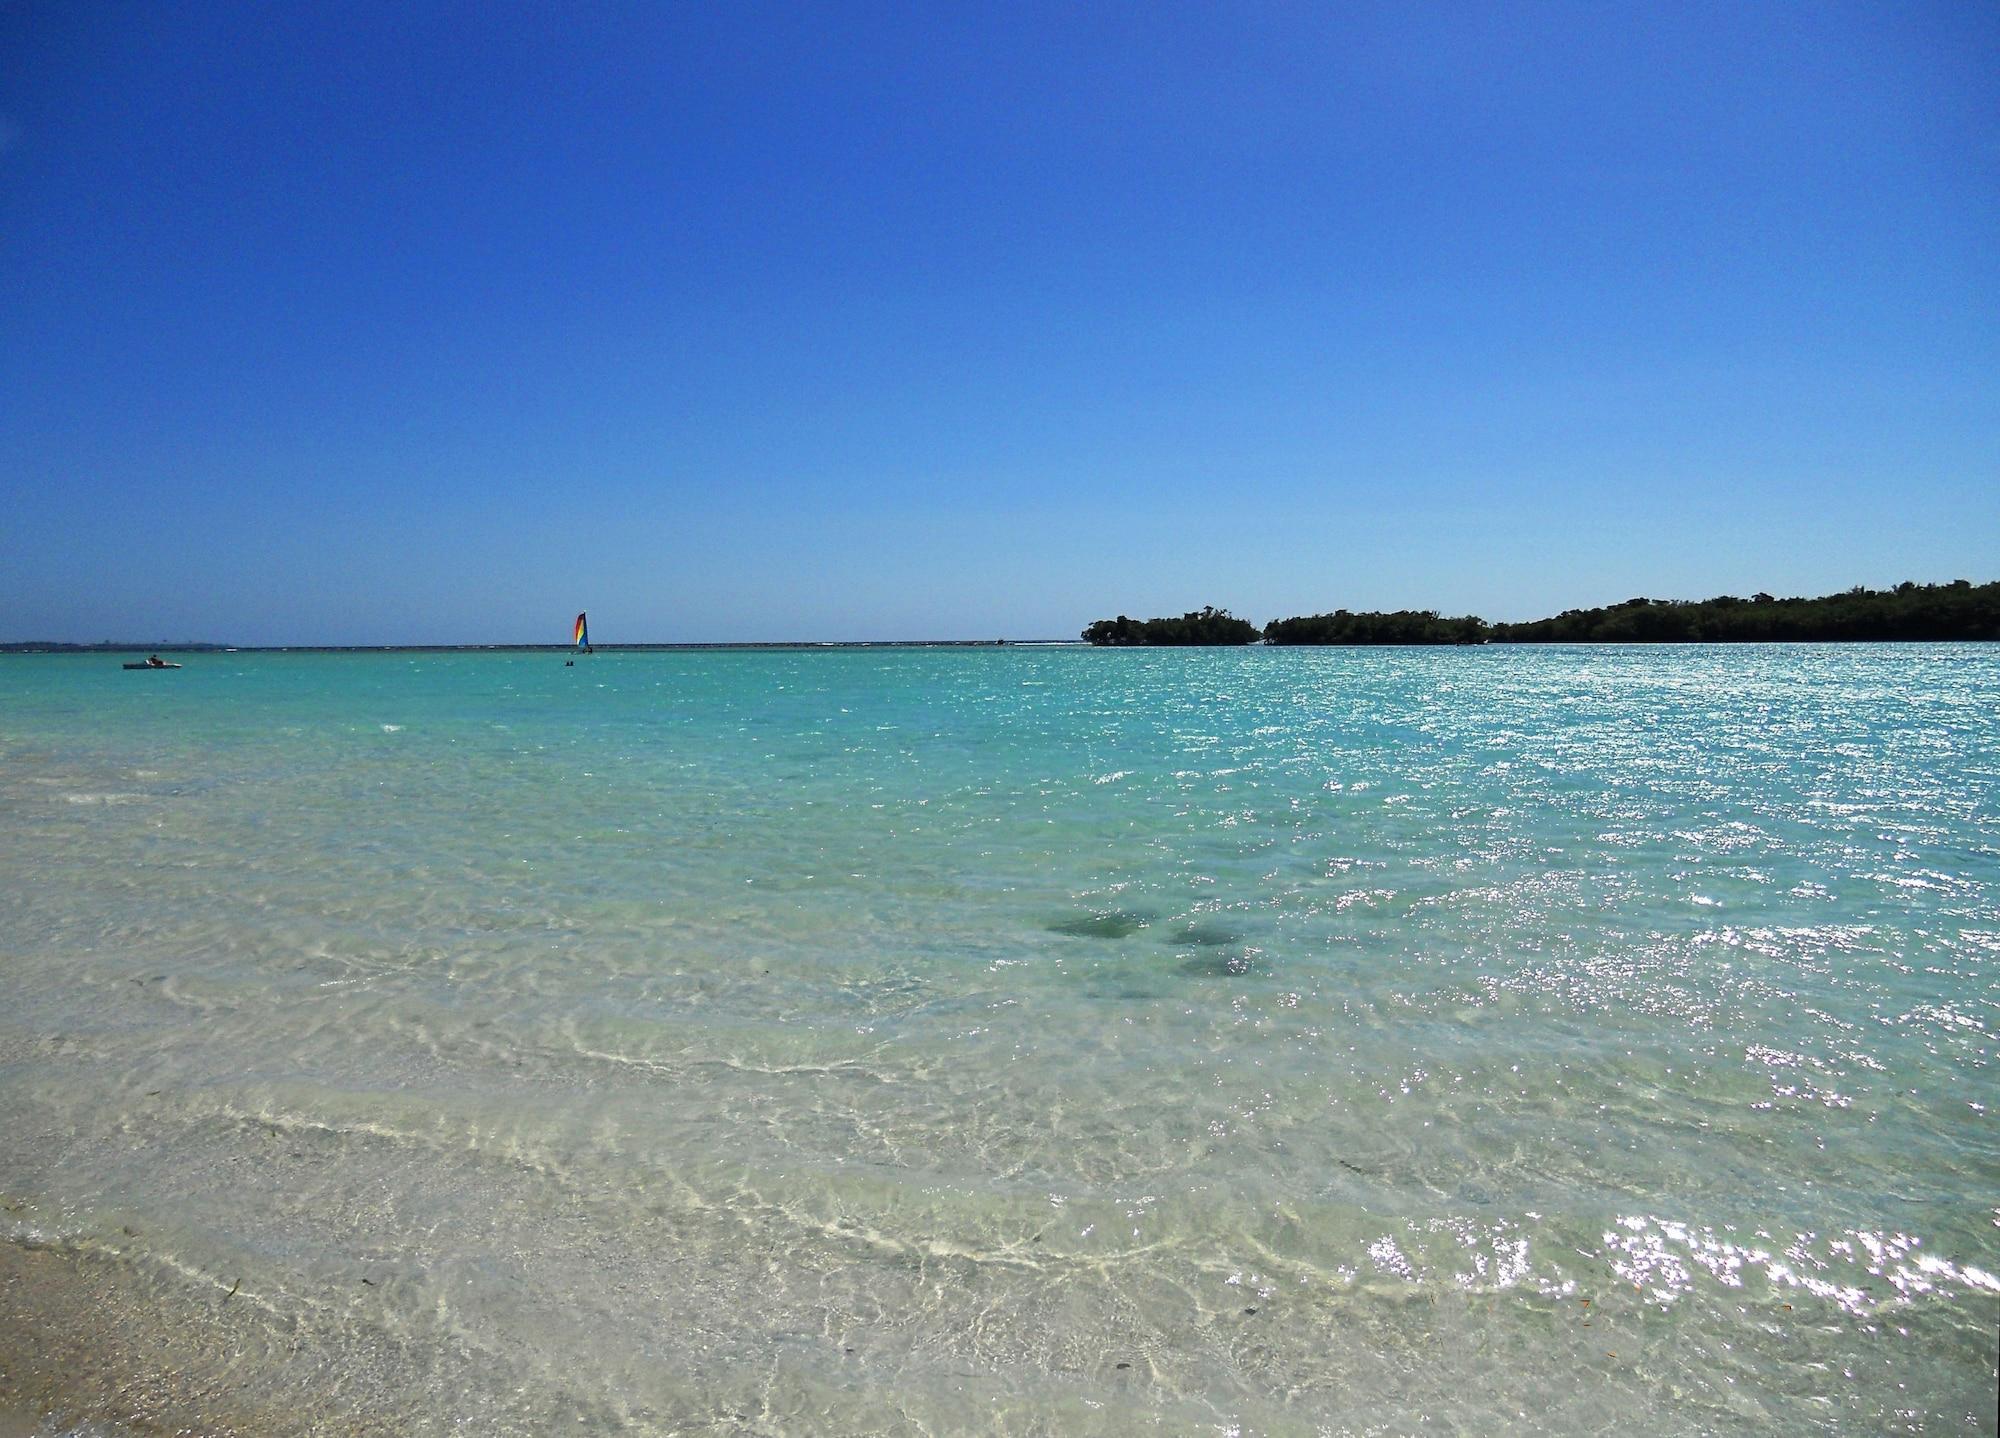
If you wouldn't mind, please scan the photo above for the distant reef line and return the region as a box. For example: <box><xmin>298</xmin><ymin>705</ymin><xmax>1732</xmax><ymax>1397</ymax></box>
<box><xmin>1083</xmin><ymin>580</ymin><xmax>2000</xmax><ymax>646</ymax></box>
<box><xmin>0</xmin><ymin>639</ymin><xmax>1062</xmax><ymax>654</ymax></box>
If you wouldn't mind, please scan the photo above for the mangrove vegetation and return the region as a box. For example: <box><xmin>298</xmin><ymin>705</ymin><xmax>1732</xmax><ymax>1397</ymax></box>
<box><xmin>1081</xmin><ymin>580</ymin><xmax>2000</xmax><ymax>645</ymax></box>
<box><xmin>1486</xmin><ymin>581</ymin><xmax>2000</xmax><ymax>643</ymax></box>
<box><xmin>1079</xmin><ymin>608</ymin><xmax>1262</xmax><ymax>646</ymax></box>
<box><xmin>1264</xmin><ymin>609</ymin><xmax>1487</xmax><ymax>646</ymax></box>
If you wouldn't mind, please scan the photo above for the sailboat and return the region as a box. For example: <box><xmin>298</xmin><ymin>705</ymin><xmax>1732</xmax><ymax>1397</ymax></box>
<box><xmin>568</xmin><ymin>611</ymin><xmax>590</xmax><ymax>664</ymax></box>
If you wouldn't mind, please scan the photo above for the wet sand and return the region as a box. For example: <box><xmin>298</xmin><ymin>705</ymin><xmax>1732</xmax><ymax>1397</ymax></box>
<box><xmin>2</xmin><ymin>1242</ymin><xmax>248</xmax><ymax>1436</ymax></box>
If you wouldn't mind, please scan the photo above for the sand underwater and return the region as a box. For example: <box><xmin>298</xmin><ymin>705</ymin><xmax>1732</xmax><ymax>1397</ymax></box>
<box><xmin>1</xmin><ymin>645</ymin><xmax>1995</xmax><ymax>1434</ymax></box>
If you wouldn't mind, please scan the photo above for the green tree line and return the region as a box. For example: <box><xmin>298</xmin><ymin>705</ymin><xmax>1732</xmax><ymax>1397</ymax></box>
<box><xmin>1081</xmin><ymin>581</ymin><xmax>2000</xmax><ymax>645</ymax></box>
<box><xmin>1487</xmin><ymin>580</ymin><xmax>2000</xmax><ymax>643</ymax></box>
<box><xmin>1263</xmin><ymin>609</ymin><xmax>1487</xmax><ymax>645</ymax></box>
<box><xmin>1080</xmin><ymin>608</ymin><xmax>1261</xmax><ymax>646</ymax></box>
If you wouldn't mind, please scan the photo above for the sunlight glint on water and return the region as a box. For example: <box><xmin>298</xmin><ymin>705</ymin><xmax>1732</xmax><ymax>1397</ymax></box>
<box><xmin>0</xmin><ymin>646</ymin><xmax>1994</xmax><ymax>1434</ymax></box>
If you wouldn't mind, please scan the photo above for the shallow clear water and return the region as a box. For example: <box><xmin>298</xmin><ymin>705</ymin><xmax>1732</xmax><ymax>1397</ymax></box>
<box><xmin>1</xmin><ymin>646</ymin><xmax>1994</xmax><ymax>1434</ymax></box>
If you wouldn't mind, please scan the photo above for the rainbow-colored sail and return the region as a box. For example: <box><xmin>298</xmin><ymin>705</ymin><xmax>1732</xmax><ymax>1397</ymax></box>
<box><xmin>574</xmin><ymin>612</ymin><xmax>589</xmax><ymax>648</ymax></box>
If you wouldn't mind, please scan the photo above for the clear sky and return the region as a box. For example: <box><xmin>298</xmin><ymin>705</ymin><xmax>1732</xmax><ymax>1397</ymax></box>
<box><xmin>3</xmin><ymin>2</ymin><xmax>1996</xmax><ymax>644</ymax></box>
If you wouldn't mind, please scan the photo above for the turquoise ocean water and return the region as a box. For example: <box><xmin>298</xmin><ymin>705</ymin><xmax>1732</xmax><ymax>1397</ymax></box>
<box><xmin>0</xmin><ymin>646</ymin><xmax>1994</xmax><ymax>1434</ymax></box>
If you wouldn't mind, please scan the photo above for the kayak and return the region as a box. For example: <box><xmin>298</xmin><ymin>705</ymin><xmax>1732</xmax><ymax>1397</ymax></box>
<box><xmin>123</xmin><ymin>662</ymin><xmax>182</xmax><ymax>669</ymax></box>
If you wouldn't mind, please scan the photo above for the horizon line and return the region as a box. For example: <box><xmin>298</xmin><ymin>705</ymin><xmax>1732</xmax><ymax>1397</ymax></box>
<box><xmin>0</xmin><ymin>639</ymin><xmax>1081</xmax><ymax>653</ymax></box>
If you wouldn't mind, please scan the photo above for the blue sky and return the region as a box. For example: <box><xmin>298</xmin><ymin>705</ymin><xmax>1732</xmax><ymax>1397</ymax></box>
<box><xmin>3</xmin><ymin>2</ymin><xmax>1995</xmax><ymax>643</ymax></box>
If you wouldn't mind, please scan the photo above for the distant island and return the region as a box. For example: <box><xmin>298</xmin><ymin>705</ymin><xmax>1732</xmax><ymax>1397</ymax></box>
<box><xmin>1083</xmin><ymin>580</ymin><xmax>2000</xmax><ymax>645</ymax></box>
<box><xmin>1080</xmin><ymin>608</ymin><xmax>1261</xmax><ymax>646</ymax></box>
<box><xmin>1266</xmin><ymin>609</ymin><xmax>1487</xmax><ymax>646</ymax></box>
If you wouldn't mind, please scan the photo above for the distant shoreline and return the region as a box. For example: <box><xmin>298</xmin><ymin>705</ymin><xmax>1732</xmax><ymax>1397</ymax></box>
<box><xmin>5</xmin><ymin>637</ymin><xmax>1998</xmax><ymax>657</ymax></box>
<box><xmin>1085</xmin><ymin>579</ymin><xmax>2000</xmax><ymax>646</ymax></box>
<box><xmin>0</xmin><ymin>640</ymin><xmax>1078</xmax><ymax>654</ymax></box>
<box><xmin>6</xmin><ymin>579</ymin><xmax>1999</xmax><ymax>652</ymax></box>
